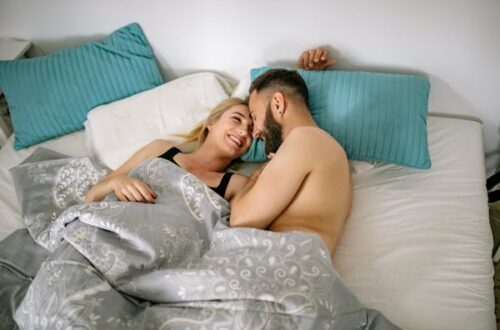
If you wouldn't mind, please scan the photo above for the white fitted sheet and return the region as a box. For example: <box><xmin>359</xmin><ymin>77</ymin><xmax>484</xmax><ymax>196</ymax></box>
<box><xmin>332</xmin><ymin>115</ymin><xmax>494</xmax><ymax>329</ymax></box>
<box><xmin>0</xmin><ymin>115</ymin><xmax>494</xmax><ymax>329</ymax></box>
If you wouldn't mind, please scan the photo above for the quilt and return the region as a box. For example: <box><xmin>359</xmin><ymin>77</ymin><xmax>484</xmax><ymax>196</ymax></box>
<box><xmin>0</xmin><ymin>148</ymin><xmax>400</xmax><ymax>329</ymax></box>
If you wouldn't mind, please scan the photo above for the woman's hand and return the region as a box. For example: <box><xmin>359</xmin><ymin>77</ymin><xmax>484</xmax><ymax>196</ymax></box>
<box><xmin>111</xmin><ymin>175</ymin><xmax>157</xmax><ymax>203</ymax></box>
<box><xmin>296</xmin><ymin>47</ymin><xmax>336</xmax><ymax>70</ymax></box>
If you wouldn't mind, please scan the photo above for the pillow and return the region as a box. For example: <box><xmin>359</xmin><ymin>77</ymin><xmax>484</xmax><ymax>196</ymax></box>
<box><xmin>0</xmin><ymin>23</ymin><xmax>164</xmax><ymax>150</ymax></box>
<box><xmin>242</xmin><ymin>67</ymin><xmax>431</xmax><ymax>169</ymax></box>
<box><xmin>85</xmin><ymin>72</ymin><xmax>233</xmax><ymax>170</ymax></box>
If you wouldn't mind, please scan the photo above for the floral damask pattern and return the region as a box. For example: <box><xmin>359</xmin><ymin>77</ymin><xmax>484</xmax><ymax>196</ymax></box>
<box><xmin>9</xmin><ymin>151</ymin><xmax>397</xmax><ymax>329</ymax></box>
<box><xmin>180</xmin><ymin>174</ymin><xmax>207</xmax><ymax>222</ymax></box>
<box><xmin>26</xmin><ymin>161</ymin><xmax>51</xmax><ymax>184</ymax></box>
<box><xmin>52</xmin><ymin>158</ymin><xmax>108</xmax><ymax>209</ymax></box>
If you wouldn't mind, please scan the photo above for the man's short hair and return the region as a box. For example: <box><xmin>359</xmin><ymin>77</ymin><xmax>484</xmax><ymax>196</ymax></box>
<box><xmin>249</xmin><ymin>69</ymin><xmax>309</xmax><ymax>105</ymax></box>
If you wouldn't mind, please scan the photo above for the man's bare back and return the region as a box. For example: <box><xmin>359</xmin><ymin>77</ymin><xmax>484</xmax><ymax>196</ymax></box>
<box><xmin>266</xmin><ymin>127</ymin><xmax>352</xmax><ymax>255</ymax></box>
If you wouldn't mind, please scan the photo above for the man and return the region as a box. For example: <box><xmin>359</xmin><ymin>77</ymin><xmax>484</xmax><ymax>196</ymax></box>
<box><xmin>230</xmin><ymin>48</ymin><xmax>352</xmax><ymax>256</ymax></box>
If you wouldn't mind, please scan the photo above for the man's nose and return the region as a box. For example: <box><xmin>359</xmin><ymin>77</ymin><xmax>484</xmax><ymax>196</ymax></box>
<box><xmin>252</xmin><ymin>126</ymin><xmax>261</xmax><ymax>138</ymax></box>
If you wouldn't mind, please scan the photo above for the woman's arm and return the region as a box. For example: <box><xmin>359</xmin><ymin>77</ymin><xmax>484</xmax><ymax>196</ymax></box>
<box><xmin>85</xmin><ymin>139</ymin><xmax>173</xmax><ymax>203</ymax></box>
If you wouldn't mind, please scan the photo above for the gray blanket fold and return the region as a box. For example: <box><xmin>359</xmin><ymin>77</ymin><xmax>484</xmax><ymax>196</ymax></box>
<box><xmin>0</xmin><ymin>147</ymin><xmax>400</xmax><ymax>329</ymax></box>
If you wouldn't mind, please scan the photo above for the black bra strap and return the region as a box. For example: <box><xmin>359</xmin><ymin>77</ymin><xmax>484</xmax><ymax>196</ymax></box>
<box><xmin>160</xmin><ymin>147</ymin><xmax>182</xmax><ymax>165</ymax></box>
<box><xmin>159</xmin><ymin>147</ymin><xmax>233</xmax><ymax>199</ymax></box>
<box><xmin>213</xmin><ymin>172</ymin><xmax>234</xmax><ymax>198</ymax></box>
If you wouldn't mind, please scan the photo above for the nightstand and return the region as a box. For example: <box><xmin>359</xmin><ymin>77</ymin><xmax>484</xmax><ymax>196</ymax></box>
<box><xmin>0</xmin><ymin>39</ymin><xmax>32</xmax><ymax>147</ymax></box>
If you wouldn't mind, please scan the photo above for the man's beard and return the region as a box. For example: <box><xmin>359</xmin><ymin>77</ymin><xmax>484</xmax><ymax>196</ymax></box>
<box><xmin>263</xmin><ymin>103</ymin><xmax>283</xmax><ymax>155</ymax></box>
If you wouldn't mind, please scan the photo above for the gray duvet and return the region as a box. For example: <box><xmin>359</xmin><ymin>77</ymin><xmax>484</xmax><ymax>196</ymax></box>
<box><xmin>0</xmin><ymin>148</ymin><xmax>400</xmax><ymax>329</ymax></box>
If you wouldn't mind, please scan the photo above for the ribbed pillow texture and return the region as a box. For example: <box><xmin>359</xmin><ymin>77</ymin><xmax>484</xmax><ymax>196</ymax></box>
<box><xmin>0</xmin><ymin>23</ymin><xmax>164</xmax><ymax>150</ymax></box>
<box><xmin>242</xmin><ymin>67</ymin><xmax>431</xmax><ymax>169</ymax></box>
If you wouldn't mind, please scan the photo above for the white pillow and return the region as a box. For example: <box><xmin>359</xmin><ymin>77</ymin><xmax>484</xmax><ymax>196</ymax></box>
<box><xmin>231</xmin><ymin>73</ymin><xmax>251</xmax><ymax>100</ymax></box>
<box><xmin>85</xmin><ymin>72</ymin><xmax>234</xmax><ymax>170</ymax></box>
<box><xmin>230</xmin><ymin>62</ymin><xmax>266</xmax><ymax>100</ymax></box>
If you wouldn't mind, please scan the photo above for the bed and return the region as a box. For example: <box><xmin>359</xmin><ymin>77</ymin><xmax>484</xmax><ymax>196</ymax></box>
<box><xmin>0</xmin><ymin>112</ymin><xmax>494</xmax><ymax>329</ymax></box>
<box><xmin>0</xmin><ymin>23</ymin><xmax>495</xmax><ymax>330</ymax></box>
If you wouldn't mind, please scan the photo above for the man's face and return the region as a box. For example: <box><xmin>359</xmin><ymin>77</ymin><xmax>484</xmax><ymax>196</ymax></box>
<box><xmin>249</xmin><ymin>90</ymin><xmax>283</xmax><ymax>155</ymax></box>
<box><xmin>262</xmin><ymin>102</ymin><xmax>283</xmax><ymax>155</ymax></box>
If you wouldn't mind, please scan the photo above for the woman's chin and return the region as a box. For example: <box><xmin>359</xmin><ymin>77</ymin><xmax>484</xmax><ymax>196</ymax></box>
<box><xmin>222</xmin><ymin>142</ymin><xmax>245</xmax><ymax>159</ymax></box>
<box><xmin>228</xmin><ymin>148</ymin><xmax>248</xmax><ymax>160</ymax></box>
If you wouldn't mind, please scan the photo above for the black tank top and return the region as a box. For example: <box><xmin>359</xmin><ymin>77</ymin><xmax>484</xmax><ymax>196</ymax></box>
<box><xmin>159</xmin><ymin>147</ymin><xmax>233</xmax><ymax>199</ymax></box>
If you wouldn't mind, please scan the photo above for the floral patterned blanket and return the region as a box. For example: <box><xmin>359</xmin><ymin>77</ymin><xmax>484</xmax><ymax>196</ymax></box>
<box><xmin>0</xmin><ymin>148</ymin><xmax>400</xmax><ymax>329</ymax></box>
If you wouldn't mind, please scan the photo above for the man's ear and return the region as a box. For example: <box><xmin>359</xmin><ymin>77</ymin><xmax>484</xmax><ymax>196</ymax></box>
<box><xmin>272</xmin><ymin>91</ymin><xmax>286</xmax><ymax>119</ymax></box>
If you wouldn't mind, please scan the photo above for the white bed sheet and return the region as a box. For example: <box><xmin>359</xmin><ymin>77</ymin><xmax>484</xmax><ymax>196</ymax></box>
<box><xmin>332</xmin><ymin>115</ymin><xmax>494</xmax><ymax>329</ymax></box>
<box><xmin>0</xmin><ymin>115</ymin><xmax>494</xmax><ymax>329</ymax></box>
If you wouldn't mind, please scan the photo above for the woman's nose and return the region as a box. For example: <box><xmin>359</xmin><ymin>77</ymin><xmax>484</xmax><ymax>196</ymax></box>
<box><xmin>237</xmin><ymin>128</ymin><xmax>247</xmax><ymax>136</ymax></box>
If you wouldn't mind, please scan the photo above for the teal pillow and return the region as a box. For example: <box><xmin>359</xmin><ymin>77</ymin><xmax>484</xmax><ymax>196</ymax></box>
<box><xmin>242</xmin><ymin>67</ymin><xmax>431</xmax><ymax>169</ymax></box>
<box><xmin>0</xmin><ymin>23</ymin><xmax>164</xmax><ymax>150</ymax></box>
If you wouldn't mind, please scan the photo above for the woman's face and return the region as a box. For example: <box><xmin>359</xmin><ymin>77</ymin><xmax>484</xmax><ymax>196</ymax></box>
<box><xmin>208</xmin><ymin>104</ymin><xmax>253</xmax><ymax>159</ymax></box>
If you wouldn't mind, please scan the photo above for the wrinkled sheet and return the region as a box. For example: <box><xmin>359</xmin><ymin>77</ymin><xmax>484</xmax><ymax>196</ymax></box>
<box><xmin>1</xmin><ymin>148</ymin><xmax>400</xmax><ymax>329</ymax></box>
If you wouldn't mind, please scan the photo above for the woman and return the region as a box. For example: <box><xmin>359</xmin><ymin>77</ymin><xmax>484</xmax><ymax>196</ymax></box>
<box><xmin>85</xmin><ymin>97</ymin><xmax>253</xmax><ymax>203</ymax></box>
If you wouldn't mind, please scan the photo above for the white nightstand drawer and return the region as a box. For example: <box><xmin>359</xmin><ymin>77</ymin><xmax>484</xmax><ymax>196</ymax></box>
<box><xmin>0</xmin><ymin>39</ymin><xmax>31</xmax><ymax>60</ymax></box>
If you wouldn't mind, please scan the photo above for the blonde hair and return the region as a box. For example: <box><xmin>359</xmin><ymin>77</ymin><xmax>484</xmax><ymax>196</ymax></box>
<box><xmin>179</xmin><ymin>97</ymin><xmax>247</xmax><ymax>149</ymax></box>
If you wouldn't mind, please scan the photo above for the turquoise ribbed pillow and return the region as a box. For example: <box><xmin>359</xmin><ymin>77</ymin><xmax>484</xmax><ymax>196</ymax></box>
<box><xmin>242</xmin><ymin>67</ymin><xmax>431</xmax><ymax>169</ymax></box>
<box><xmin>0</xmin><ymin>23</ymin><xmax>164</xmax><ymax>150</ymax></box>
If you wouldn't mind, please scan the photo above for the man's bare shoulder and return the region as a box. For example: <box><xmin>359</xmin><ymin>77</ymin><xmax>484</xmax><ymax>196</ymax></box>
<box><xmin>285</xmin><ymin>127</ymin><xmax>345</xmax><ymax>154</ymax></box>
<box><xmin>286</xmin><ymin>126</ymin><xmax>335</xmax><ymax>140</ymax></box>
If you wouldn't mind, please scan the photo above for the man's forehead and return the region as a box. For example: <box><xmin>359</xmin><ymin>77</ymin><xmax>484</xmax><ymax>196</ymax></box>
<box><xmin>248</xmin><ymin>90</ymin><xmax>257</xmax><ymax>103</ymax></box>
<box><xmin>249</xmin><ymin>90</ymin><xmax>265</xmax><ymax>109</ymax></box>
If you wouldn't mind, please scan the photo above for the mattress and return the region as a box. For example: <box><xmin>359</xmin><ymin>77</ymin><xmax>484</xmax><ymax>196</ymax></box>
<box><xmin>0</xmin><ymin>114</ymin><xmax>494</xmax><ymax>329</ymax></box>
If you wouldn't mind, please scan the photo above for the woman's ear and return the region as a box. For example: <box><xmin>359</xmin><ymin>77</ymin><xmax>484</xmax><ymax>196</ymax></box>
<box><xmin>207</xmin><ymin>122</ymin><xmax>214</xmax><ymax>131</ymax></box>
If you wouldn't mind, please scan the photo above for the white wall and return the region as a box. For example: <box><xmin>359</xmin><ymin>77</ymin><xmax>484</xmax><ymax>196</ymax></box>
<box><xmin>1</xmin><ymin>0</ymin><xmax>499</xmax><ymax>173</ymax></box>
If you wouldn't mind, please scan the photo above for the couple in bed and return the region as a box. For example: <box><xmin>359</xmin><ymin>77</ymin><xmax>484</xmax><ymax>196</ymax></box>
<box><xmin>85</xmin><ymin>48</ymin><xmax>352</xmax><ymax>256</ymax></box>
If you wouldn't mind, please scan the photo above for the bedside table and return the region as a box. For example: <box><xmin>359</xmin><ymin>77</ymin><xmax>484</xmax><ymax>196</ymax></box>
<box><xmin>0</xmin><ymin>39</ymin><xmax>31</xmax><ymax>60</ymax></box>
<box><xmin>0</xmin><ymin>38</ymin><xmax>32</xmax><ymax>147</ymax></box>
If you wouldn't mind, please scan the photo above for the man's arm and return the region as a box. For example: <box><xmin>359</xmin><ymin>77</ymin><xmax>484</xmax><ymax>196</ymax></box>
<box><xmin>230</xmin><ymin>130</ymin><xmax>311</xmax><ymax>229</ymax></box>
<box><xmin>230</xmin><ymin>164</ymin><xmax>267</xmax><ymax>206</ymax></box>
<box><xmin>296</xmin><ymin>47</ymin><xmax>336</xmax><ymax>70</ymax></box>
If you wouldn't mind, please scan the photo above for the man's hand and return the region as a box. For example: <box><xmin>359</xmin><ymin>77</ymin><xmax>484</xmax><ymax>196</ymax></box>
<box><xmin>296</xmin><ymin>47</ymin><xmax>336</xmax><ymax>70</ymax></box>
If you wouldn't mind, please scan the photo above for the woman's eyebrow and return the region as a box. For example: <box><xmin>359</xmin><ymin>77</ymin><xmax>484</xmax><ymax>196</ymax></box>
<box><xmin>232</xmin><ymin>112</ymin><xmax>249</xmax><ymax>119</ymax></box>
<box><xmin>232</xmin><ymin>111</ymin><xmax>253</xmax><ymax>128</ymax></box>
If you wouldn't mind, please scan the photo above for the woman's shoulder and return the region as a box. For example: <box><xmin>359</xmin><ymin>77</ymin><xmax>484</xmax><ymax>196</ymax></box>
<box><xmin>146</xmin><ymin>139</ymin><xmax>175</xmax><ymax>157</ymax></box>
<box><xmin>149</xmin><ymin>138</ymin><xmax>174</xmax><ymax>149</ymax></box>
